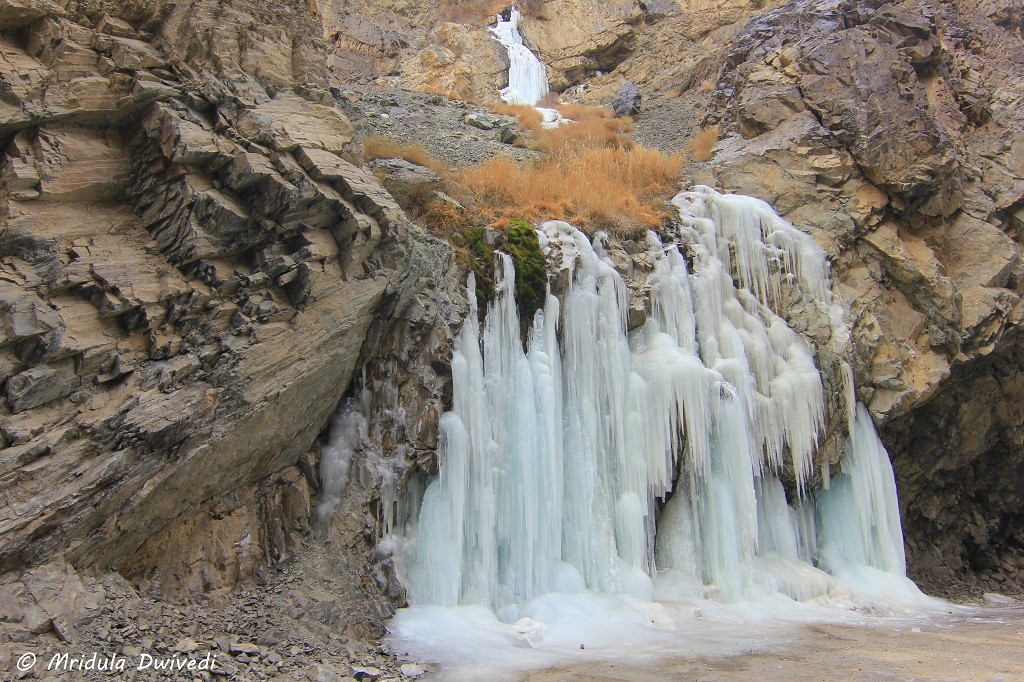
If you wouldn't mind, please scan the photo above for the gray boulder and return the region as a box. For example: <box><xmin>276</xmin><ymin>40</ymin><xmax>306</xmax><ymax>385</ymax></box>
<box><xmin>612</xmin><ymin>82</ymin><xmax>642</xmax><ymax>118</ymax></box>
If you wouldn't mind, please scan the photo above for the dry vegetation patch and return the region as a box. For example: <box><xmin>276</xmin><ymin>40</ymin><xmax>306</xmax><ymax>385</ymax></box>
<box><xmin>455</xmin><ymin>145</ymin><xmax>684</xmax><ymax>235</ymax></box>
<box><xmin>363</xmin><ymin>104</ymin><xmax>686</xmax><ymax>236</ymax></box>
<box><xmin>485</xmin><ymin>101</ymin><xmax>635</xmax><ymax>152</ymax></box>
<box><xmin>689</xmin><ymin>125</ymin><xmax>719</xmax><ymax>162</ymax></box>
<box><xmin>363</xmin><ymin>135</ymin><xmax>448</xmax><ymax>174</ymax></box>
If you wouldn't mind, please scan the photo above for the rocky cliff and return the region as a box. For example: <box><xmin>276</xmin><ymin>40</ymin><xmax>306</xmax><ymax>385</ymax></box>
<box><xmin>0</xmin><ymin>0</ymin><xmax>465</xmax><ymax>644</ymax></box>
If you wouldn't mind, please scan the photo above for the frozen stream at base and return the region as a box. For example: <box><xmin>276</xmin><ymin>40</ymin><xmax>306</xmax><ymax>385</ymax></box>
<box><xmin>374</xmin><ymin>187</ymin><xmax>954</xmax><ymax>676</ymax></box>
<box><xmin>389</xmin><ymin>586</ymin><xmax>967</xmax><ymax>680</ymax></box>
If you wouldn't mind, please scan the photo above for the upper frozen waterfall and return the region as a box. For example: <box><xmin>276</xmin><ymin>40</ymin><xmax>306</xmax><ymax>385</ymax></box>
<box><xmin>490</xmin><ymin>7</ymin><xmax>549</xmax><ymax>106</ymax></box>
<box><xmin>490</xmin><ymin>7</ymin><xmax>567</xmax><ymax>128</ymax></box>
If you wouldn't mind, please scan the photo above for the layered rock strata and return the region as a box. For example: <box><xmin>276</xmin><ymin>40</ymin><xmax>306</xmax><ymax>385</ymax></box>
<box><xmin>0</xmin><ymin>0</ymin><xmax>459</xmax><ymax>637</ymax></box>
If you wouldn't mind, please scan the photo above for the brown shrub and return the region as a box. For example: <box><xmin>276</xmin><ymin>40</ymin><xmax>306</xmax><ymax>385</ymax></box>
<box><xmin>362</xmin><ymin>135</ymin><xmax>448</xmax><ymax>174</ymax></box>
<box><xmin>531</xmin><ymin>116</ymin><xmax>633</xmax><ymax>153</ymax></box>
<box><xmin>419</xmin><ymin>85</ymin><xmax>465</xmax><ymax>101</ymax></box>
<box><xmin>361</xmin><ymin>119</ymin><xmax>685</xmax><ymax>237</ymax></box>
<box><xmin>418</xmin><ymin>197</ymin><xmax>468</xmax><ymax>236</ymax></box>
<box><xmin>689</xmin><ymin>125</ymin><xmax>719</xmax><ymax>162</ymax></box>
<box><xmin>553</xmin><ymin>102</ymin><xmax>612</xmax><ymax>121</ymax></box>
<box><xmin>485</xmin><ymin>101</ymin><xmax>633</xmax><ymax>152</ymax></box>
<box><xmin>454</xmin><ymin>145</ymin><xmax>686</xmax><ymax>235</ymax></box>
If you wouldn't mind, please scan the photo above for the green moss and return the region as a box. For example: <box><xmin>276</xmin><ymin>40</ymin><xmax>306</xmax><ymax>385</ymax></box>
<box><xmin>504</xmin><ymin>218</ymin><xmax>547</xmax><ymax>325</ymax></box>
<box><xmin>448</xmin><ymin>220</ymin><xmax>548</xmax><ymax>325</ymax></box>
<box><xmin>451</xmin><ymin>226</ymin><xmax>494</xmax><ymax>311</ymax></box>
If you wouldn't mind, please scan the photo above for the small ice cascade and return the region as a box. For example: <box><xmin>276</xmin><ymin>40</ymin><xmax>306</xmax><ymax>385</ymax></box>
<box><xmin>314</xmin><ymin>401</ymin><xmax>365</xmax><ymax>526</ymax></box>
<box><xmin>397</xmin><ymin>185</ymin><xmax>916</xmax><ymax>621</ymax></box>
<box><xmin>490</xmin><ymin>7</ymin><xmax>566</xmax><ymax>127</ymax></box>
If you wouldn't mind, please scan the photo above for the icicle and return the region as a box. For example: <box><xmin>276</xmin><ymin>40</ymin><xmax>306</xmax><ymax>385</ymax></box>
<box><xmin>816</xmin><ymin>404</ymin><xmax>907</xmax><ymax>576</ymax></box>
<box><xmin>314</xmin><ymin>401</ymin><xmax>365</xmax><ymax>526</ymax></box>
<box><xmin>673</xmin><ymin>186</ymin><xmax>832</xmax><ymax>311</ymax></box>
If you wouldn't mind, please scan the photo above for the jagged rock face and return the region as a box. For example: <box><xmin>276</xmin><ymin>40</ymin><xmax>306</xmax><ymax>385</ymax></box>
<box><xmin>0</xmin><ymin>0</ymin><xmax>453</xmax><ymax>602</ymax></box>
<box><xmin>651</xmin><ymin>0</ymin><xmax>1024</xmax><ymax>593</ymax></box>
<box><xmin>883</xmin><ymin>345</ymin><xmax>1024</xmax><ymax>596</ymax></box>
<box><xmin>313</xmin><ymin>0</ymin><xmax>672</xmax><ymax>100</ymax></box>
<box><xmin>311</xmin><ymin>0</ymin><xmax>507</xmax><ymax>98</ymax></box>
<box><xmin>694</xmin><ymin>0</ymin><xmax>1024</xmax><ymax>420</ymax></box>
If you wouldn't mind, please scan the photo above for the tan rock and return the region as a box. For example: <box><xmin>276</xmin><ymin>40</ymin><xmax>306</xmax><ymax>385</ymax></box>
<box><xmin>236</xmin><ymin>93</ymin><xmax>356</xmax><ymax>157</ymax></box>
<box><xmin>0</xmin><ymin>0</ymin><xmax>61</xmax><ymax>31</ymax></box>
<box><xmin>937</xmin><ymin>213</ymin><xmax>1020</xmax><ymax>289</ymax></box>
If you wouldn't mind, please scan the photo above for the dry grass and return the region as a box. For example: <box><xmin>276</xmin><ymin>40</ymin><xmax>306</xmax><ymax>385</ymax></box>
<box><xmin>487</xmin><ymin>102</ymin><xmax>545</xmax><ymax>133</ymax></box>
<box><xmin>532</xmin><ymin>116</ymin><xmax>634</xmax><ymax>153</ymax></box>
<box><xmin>553</xmin><ymin>102</ymin><xmax>612</xmax><ymax>121</ymax></box>
<box><xmin>689</xmin><ymin>125</ymin><xmax>719</xmax><ymax>162</ymax></box>
<box><xmin>362</xmin><ymin>135</ymin><xmax>448</xmax><ymax>174</ymax></box>
<box><xmin>419</xmin><ymin>85</ymin><xmax>466</xmax><ymax>101</ymax></box>
<box><xmin>454</xmin><ymin>145</ymin><xmax>685</xmax><ymax>235</ymax></box>
<box><xmin>485</xmin><ymin>101</ymin><xmax>634</xmax><ymax>152</ymax></box>
<box><xmin>363</xmin><ymin>106</ymin><xmax>685</xmax><ymax>235</ymax></box>
<box><xmin>418</xmin><ymin>197</ymin><xmax>468</xmax><ymax>235</ymax></box>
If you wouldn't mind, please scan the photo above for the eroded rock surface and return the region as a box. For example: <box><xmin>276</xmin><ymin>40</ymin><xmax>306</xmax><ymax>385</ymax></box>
<box><xmin>0</xmin><ymin>0</ymin><xmax>457</xmax><ymax>629</ymax></box>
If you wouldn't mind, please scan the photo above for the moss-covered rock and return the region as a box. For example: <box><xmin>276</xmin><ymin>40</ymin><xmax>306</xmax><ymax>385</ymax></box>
<box><xmin>505</xmin><ymin>218</ymin><xmax>547</xmax><ymax>325</ymax></box>
<box><xmin>451</xmin><ymin>227</ymin><xmax>495</xmax><ymax>312</ymax></box>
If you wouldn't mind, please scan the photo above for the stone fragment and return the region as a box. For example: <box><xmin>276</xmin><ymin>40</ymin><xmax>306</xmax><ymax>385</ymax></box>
<box><xmin>174</xmin><ymin>637</ymin><xmax>200</xmax><ymax>653</ymax></box>
<box><xmin>6</xmin><ymin>360</ymin><xmax>81</xmax><ymax>412</ymax></box>
<box><xmin>611</xmin><ymin>81</ymin><xmax>641</xmax><ymax>117</ymax></box>
<box><xmin>22</xmin><ymin>562</ymin><xmax>101</xmax><ymax>642</ymax></box>
<box><xmin>350</xmin><ymin>666</ymin><xmax>382</xmax><ymax>681</ymax></box>
<box><xmin>229</xmin><ymin>641</ymin><xmax>261</xmax><ymax>654</ymax></box>
<box><xmin>400</xmin><ymin>663</ymin><xmax>425</xmax><ymax>678</ymax></box>
<box><xmin>95</xmin><ymin>14</ymin><xmax>139</xmax><ymax>38</ymax></box>
<box><xmin>23</xmin><ymin>605</ymin><xmax>52</xmax><ymax>634</ymax></box>
<box><xmin>109</xmin><ymin>37</ymin><xmax>163</xmax><ymax>70</ymax></box>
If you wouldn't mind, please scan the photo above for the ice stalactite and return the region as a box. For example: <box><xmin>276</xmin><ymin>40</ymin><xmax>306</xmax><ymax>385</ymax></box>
<box><xmin>314</xmin><ymin>401</ymin><xmax>366</xmax><ymax>526</ymax></box>
<box><xmin>817</xmin><ymin>403</ymin><xmax>908</xmax><ymax>577</ymax></box>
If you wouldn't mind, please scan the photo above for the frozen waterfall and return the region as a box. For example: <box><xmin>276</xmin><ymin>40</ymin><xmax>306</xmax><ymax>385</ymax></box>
<box><xmin>491</xmin><ymin>7</ymin><xmax>549</xmax><ymax>106</ymax></box>
<box><xmin>490</xmin><ymin>7</ymin><xmax>566</xmax><ymax>128</ymax></box>
<box><xmin>389</xmin><ymin>186</ymin><xmax>932</xmax><ymax>672</ymax></box>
